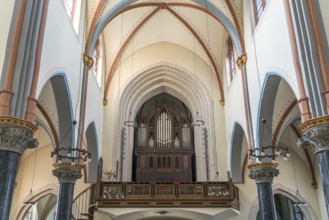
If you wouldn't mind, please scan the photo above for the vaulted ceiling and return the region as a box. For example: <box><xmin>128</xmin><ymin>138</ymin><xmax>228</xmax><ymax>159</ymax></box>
<box><xmin>85</xmin><ymin>0</ymin><xmax>244</xmax><ymax>100</ymax></box>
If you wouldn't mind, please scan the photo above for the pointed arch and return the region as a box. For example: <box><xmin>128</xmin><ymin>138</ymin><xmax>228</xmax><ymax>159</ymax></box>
<box><xmin>85</xmin><ymin>122</ymin><xmax>99</xmax><ymax>183</ymax></box>
<box><xmin>257</xmin><ymin>73</ymin><xmax>299</xmax><ymax>149</ymax></box>
<box><xmin>38</xmin><ymin>73</ymin><xmax>74</xmax><ymax>149</ymax></box>
<box><xmin>230</xmin><ymin>122</ymin><xmax>247</xmax><ymax>182</ymax></box>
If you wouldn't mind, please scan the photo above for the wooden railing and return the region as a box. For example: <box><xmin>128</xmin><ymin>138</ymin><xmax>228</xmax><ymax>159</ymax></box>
<box><xmin>96</xmin><ymin>181</ymin><xmax>239</xmax><ymax>209</ymax></box>
<box><xmin>72</xmin><ymin>184</ymin><xmax>97</xmax><ymax>220</ymax></box>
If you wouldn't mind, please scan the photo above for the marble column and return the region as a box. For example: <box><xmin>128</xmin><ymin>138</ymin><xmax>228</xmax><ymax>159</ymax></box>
<box><xmin>0</xmin><ymin>119</ymin><xmax>38</xmax><ymax>220</ymax></box>
<box><xmin>297</xmin><ymin>123</ymin><xmax>329</xmax><ymax>217</ymax></box>
<box><xmin>53</xmin><ymin>164</ymin><xmax>82</xmax><ymax>220</ymax></box>
<box><xmin>249</xmin><ymin>162</ymin><xmax>279</xmax><ymax>220</ymax></box>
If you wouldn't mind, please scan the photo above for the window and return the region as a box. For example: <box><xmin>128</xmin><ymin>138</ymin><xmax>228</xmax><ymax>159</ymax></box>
<box><xmin>227</xmin><ymin>38</ymin><xmax>236</xmax><ymax>82</ymax></box>
<box><xmin>254</xmin><ymin>0</ymin><xmax>266</xmax><ymax>24</ymax></box>
<box><xmin>92</xmin><ymin>39</ymin><xmax>103</xmax><ymax>86</ymax></box>
<box><xmin>64</xmin><ymin>0</ymin><xmax>81</xmax><ymax>33</ymax></box>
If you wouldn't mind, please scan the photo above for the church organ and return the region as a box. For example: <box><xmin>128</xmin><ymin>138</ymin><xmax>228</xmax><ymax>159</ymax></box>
<box><xmin>133</xmin><ymin>93</ymin><xmax>196</xmax><ymax>182</ymax></box>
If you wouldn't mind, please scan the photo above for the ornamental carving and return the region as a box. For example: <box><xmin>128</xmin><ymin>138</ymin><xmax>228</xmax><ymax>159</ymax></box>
<box><xmin>53</xmin><ymin>167</ymin><xmax>82</xmax><ymax>183</ymax></box>
<box><xmin>0</xmin><ymin>125</ymin><xmax>38</xmax><ymax>154</ymax></box>
<box><xmin>297</xmin><ymin>124</ymin><xmax>329</xmax><ymax>154</ymax></box>
<box><xmin>248</xmin><ymin>163</ymin><xmax>279</xmax><ymax>183</ymax></box>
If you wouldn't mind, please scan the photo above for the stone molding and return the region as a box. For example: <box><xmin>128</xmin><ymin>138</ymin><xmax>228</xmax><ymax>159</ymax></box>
<box><xmin>248</xmin><ymin>162</ymin><xmax>279</xmax><ymax>183</ymax></box>
<box><xmin>0</xmin><ymin>120</ymin><xmax>39</xmax><ymax>154</ymax></box>
<box><xmin>297</xmin><ymin>124</ymin><xmax>329</xmax><ymax>154</ymax></box>
<box><xmin>53</xmin><ymin>165</ymin><xmax>82</xmax><ymax>183</ymax></box>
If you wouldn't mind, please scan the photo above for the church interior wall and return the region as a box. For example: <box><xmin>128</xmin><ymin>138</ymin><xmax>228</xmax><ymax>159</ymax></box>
<box><xmin>0</xmin><ymin>0</ymin><xmax>328</xmax><ymax>219</ymax></box>
<box><xmin>243</xmin><ymin>0</ymin><xmax>300</xmax><ymax>143</ymax></box>
<box><xmin>318</xmin><ymin>0</ymin><xmax>329</xmax><ymax>46</ymax></box>
<box><xmin>0</xmin><ymin>1</ymin><xmax>15</xmax><ymax>80</ymax></box>
<box><xmin>36</xmin><ymin>0</ymin><xmax>86</xmax><ymax>112</ymax></box>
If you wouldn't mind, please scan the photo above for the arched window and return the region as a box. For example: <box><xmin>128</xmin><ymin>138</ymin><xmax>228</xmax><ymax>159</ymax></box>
<box><xmin>175</xmin><ymin>156</ymin><xmax>179</xmax><ymax>168</ymax></box>
<box><xmin>254</xmin><ymin>0</ymin><xmax>266</xmax><ymax>24</ymax></box>
<box><xmin>157</xmin><ymin>157</ymin><xmax>161</xmax><ymax>168</ymax></box>
<box><xmin>167</xmin><ymin>157</ymin><xmax>171</xmax><ymax>168</ymax></box>
<box><xmin>92</xmin><ymin>39</ymin><xmax>103</xmax><ymax>86</ymax></box>
<box><xmin>64</xmin><ymin>0</ymin><xmax>81</xmax><ymax>32</ymax></box>
<box><xmin>162</xmin><ymin>157</ymin><xmax>166</xmax><ymax>168</ymax></box>
<box><xmin>149</xmin><ymin>157</ymin><xmax>153</xmax><ymax>168</ymax></box>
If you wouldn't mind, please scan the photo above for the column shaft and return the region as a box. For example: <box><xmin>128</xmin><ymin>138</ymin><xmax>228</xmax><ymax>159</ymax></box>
<box><xmin>55</xmin><ymin>183</ymin><xmax>75</xmax><ymax>220</ymax></box>
<box><xmin>0</xmin><ymin>151</ymin><xmax>20</xmax><ymax>220</ymax></box>
<box><xmin>316</xmin><ymin>150</ymin><xmax>329</xmax><ymax>216</ymax></box>
<box><xmin>257</xmin><ymin>182</ymin><xmax>276</xmax><ymax>220</ymax></box>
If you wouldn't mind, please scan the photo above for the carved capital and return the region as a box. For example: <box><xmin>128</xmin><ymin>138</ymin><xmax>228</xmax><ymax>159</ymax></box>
<box><xmin>297</xmin><ymin>124</ymin><xmax>329</xmax><ymax>154</ymax></box>
<box><xmin>0</xmin><ymin>118</ymin><xmax>38</xmax><ymax>154</ymax></box>
<box><xmin>53</xmin><ymin>165</ymin><xmax>82</xmax><ymax>183</ymax></box>
<box><xmin>248</xmin><ymin>162</ymin><xmax>279</xmax><ymax>183</ymax></box>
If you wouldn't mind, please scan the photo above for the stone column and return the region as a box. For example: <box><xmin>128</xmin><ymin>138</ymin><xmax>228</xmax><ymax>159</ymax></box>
<box><xmin>249</xmin><ymin>162</ymin><xmax>279</xmax><ymax>220</ymax></box>
<box><xmin>0</xmin><ymin>118</ymin><xmax>38</xmax><ymax>220</ymax></box>
<box><xmin>53</xmin><ymin>164</ymin><xmax>82</xmax><ymax>220</ymax></box>
<box><xmin>297</xmin><ymin>123</ymin><xmax>329</xmax><ymax>217</ymax></box>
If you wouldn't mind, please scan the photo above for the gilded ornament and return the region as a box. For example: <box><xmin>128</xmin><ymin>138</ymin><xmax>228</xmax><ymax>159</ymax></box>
<box><xmin>83</xmin><ymin>54</ymin><xmax>94</xmax><ymax>69</ymax></box>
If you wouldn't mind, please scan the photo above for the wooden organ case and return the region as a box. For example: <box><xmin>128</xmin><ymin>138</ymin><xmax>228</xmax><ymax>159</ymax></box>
<box><xmin>133</xmin><ymin>93</ymin><xmax>195</xmax><ymax>182</ymax></box>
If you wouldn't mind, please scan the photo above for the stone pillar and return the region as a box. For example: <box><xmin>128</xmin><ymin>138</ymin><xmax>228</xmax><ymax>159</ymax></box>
<box><xmin>248</xmin><ymin>162</ymin><xmax>279</xmax><ymax>220</ymax></box>
<box><xmin>53</xmin><ymin>164</ymin><xmax>82</xmax><ymax>220</ymax></box>
<box><xmin>297</xmin><ymin>123</ymin><xmax>329</xmax><ymax>217</ymax></box>
<box><xmin>0</xmin><ymin>118</ymin><xmax>38</xmax><ymax>220</ymax></box>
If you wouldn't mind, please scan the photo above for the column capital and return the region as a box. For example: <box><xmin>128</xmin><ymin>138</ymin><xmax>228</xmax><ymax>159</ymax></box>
<box><xmin>53</xmin><ymin>164</ymin><xmax>83</xmax><ymax>183</ymax></box>
<box><xmin>248</xmin><ymin>162</ymin><xmax>279</xmax><ymax>183</ymax></box>
<box><xmin>297</xmin><ymin>123</ymin><xmax>329</xmax><ymax>154</ymax></box>
<box><xmin>0</xmin><ymin>117</ymin><xmax>38</xmax><ymax>154</ymax></box>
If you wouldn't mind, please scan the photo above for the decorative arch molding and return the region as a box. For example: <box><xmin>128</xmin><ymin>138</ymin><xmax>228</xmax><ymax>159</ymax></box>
<box><xmin>85</xmin><ymin>121</ymin><xmax>99</xmax><ymax>183</ymax></box>
<box><xmin>37</xmin><ymin>73</ymin><xmax>74</xmax><ymax>149</ymax></box>
<box><xmin>230</xmin><ymin>122</ymin><xmax>247</xmax><ymax>183</ymax></box>
<box><xmin>13</xmin><ymin>184</ymin><xmax>58</xmax><ymax>220</ymax></box>
<box><xmin>248</xmin><ymin>184</ymin><xmax>319</xmax><ymax>220</ymax></box>
<box><xmin>87</xmin><ymin>0</ymin><xmax>244</xmax><ymax>57</ymax></box>
<box><xmin>115</xmin><ymin>62</ymin><xmax>217</xmax><ymax>181</ymax></box>
<box><xmin>256</xmin><ymin>73</ymin><xmax>298</xmax><ymax>149</ymax></box>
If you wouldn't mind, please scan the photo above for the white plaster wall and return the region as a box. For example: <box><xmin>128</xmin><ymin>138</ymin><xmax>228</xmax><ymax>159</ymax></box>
<box><xmin>243</xmin><ymin>0</ymin><xmax>300</xmax><ymax>144</ymax></box>
<box><xmin>318</xmin><ymin>0</ymin><xmax>329</xmax><ymax>46</ymax></box>
<box><xmin>36</xmin><ymin>0</ymin><xmax>86</xmax><ymax>122</ymax></box>
<box><xmin>0</xmin><ymin>1</ymin><xmax>15</xmax><ymax>79</ymax></box>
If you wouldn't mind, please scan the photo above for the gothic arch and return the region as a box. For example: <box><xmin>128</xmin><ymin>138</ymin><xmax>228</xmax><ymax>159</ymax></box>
<box><xmin>230</xmin><ymin>122</ymin><xmax>247</xmax><ymax>183</ymax></box>
<box><xmin>87</xmin><ymin>0</ymin><xmax>244</xmax><ymax>57</ymax></box>
<box><xmin>85</xmin><ymin>122</ymin><xmax>99</xmax><ymax>183</ymax></box>
<box><xmin>13</xmin><ymin>184</ymin><xmax>58</xmax><ymax>220</ymax></box>
<box><xmin>38</xmin><ymin>73</ymin><xmax>74</xmax><ymax>149</ymax></box>
<box><xmin>116</xmin><ymin>63</ymin><xmax>217</xmax><ymax>181</ymax></box>
<box><xmin>256</xmin><ymin>73</ymin><xmax>299</xmax><ymax>149</ymax></box>
<box><xmin>248</xmin><ymin>184</ymin><xmax>319</xmax><ymax>220</ymax></box>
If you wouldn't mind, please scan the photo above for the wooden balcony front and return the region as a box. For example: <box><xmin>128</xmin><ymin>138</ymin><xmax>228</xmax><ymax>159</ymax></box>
<box><xmin>96</xmin><ymin>181</ymin><xmax>240</xmax><ymax>210</ymax></box>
